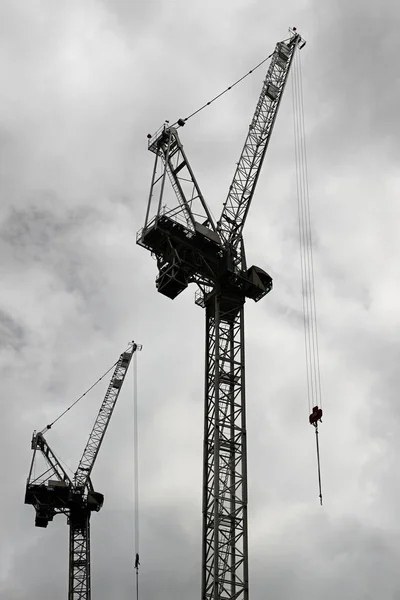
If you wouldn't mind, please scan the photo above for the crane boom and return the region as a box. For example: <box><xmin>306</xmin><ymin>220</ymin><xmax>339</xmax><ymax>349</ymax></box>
<box><xmin>218</xmin><ymin>32</ymin><xmax>305</xmax><ymax>267</ymax></box>
<box><xmin>74</xmin><ymin>343</ymin><xmax>137</xmax><ymax>489</ymax></box>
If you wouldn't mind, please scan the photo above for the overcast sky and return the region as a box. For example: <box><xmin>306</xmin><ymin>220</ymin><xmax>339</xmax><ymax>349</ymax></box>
<box><xmin>1</xmin><ymin>0</ymin><xmax>400</xmax><ymax>599</ymax></box>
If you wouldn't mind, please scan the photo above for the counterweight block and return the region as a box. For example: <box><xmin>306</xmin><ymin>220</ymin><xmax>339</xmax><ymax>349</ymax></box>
<box><xmin>138</xmin><ymin>215</ymin><xmax>273</xmax><ymax>302</ymax></box>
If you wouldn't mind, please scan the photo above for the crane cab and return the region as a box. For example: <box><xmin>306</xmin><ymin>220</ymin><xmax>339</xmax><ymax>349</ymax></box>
<box><xmin>87</xmin><ymin>491</ymin><xmax>104</xmax><ymax>512</ymax></box>
<box><xmin>243</xmin><ymin>266</ymin><xmax>273</xmax><ymax>302</ymax></box>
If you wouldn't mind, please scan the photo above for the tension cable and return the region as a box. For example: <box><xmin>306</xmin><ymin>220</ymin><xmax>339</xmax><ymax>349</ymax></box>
<box><xmin>292</xmin><ymin>46</ymin><xmax>324</xmax><ymax>505</ymax></box>
<box><xmin>167</xmin><ymin>51</ymin><xmax>274</xmax><ymax>129</ymax></box>
<box><xmin>40</xmin><ymin>344</ymin><xmax>134</xmax><ymax>435</ymax></box>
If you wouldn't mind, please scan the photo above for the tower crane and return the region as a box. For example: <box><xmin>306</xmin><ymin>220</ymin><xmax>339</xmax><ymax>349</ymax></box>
<box><xmin>25</xmin><ymin>341</ymin><xmax>141</xmax><ymax>600</ymax></box>
<box><xmin>137</xmin><ymin>29</ymin><xmax>306</xmax><ymax>600</ymax></box>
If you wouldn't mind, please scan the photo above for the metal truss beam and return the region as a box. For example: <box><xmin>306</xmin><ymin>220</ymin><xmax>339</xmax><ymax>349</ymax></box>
<box><xmin>202</xmin><ymin>296</ymin><xmax>248</xmax><ymax>600</ymax></box>
<box><xmin>218</xmin><ymin>35</ymin><xmax>300</xmax><ymax>265</ymax></box>
<box><xmin>74</xmin><ymin>347</ymin><xmax>135</xmax><ymax>488</ymax></box>
<box><xmin>144</xmin><ymin>126</ymin><xmax>216</xmax><ymax>233</ymax></box>
<box><xmin>69</xmin><ymin>518</ymin><xmax>91</xmax><ymax>600</ymax></box>
<box><xmin>29</xmin><ymin>432</ymin><xmax>73</xmax><ymax>486</ymax></box>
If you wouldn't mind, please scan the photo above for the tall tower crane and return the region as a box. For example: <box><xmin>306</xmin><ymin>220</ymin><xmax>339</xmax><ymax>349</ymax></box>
<box><xmin>25</xmin><ymin>342</ymin><xmax>141</xmax><ymax>600</ymax></box>
<box><xmin>137</xmin><ymin>29</ymin><xmax>305</xmax><ymax>600</ymax></box>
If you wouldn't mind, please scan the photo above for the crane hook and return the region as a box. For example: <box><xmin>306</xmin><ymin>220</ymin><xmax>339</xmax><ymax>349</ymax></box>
<box><xmin>309</xmin><ymin>406</ymin><xmax>323</xmax><ymax>506</ymax></box>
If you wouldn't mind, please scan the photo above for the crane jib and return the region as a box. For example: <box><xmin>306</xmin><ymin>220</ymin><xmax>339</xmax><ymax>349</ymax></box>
<box><xmin>218</xmin><ymin>35</ymin><xmax>303</xmax><ymax>265</ymax></box>
<box><xmin>74</xmin><ymin>346</ymin><xmax>137</xmax><ymax>488</ymax></box>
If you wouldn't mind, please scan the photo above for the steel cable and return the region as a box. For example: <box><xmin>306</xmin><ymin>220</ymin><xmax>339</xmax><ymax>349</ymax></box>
<box><xmin>40</xmin><ymin>344</ymin><xmax>134</xmax><ymax>434</ymax></box>
<box><xmin>292</xmin><ymin>49</ymin><xmax>322</xmax><ymax>414</ymax></box>
<box><xmin>170</xmin><ymin>52</ymin><xmax>274</xmax><ymax>128</ymax></box>
<box><xmin>292</xmin><ymin>48</ymin><xmax>324</xmax><ymax>504</ymax></box>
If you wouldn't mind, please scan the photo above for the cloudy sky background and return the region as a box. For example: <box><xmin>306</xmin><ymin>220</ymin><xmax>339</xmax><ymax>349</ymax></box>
<box><xmin>1</xmin><ymin>0</ymin><xmax>400</xmax><ymax>598</ymax></box>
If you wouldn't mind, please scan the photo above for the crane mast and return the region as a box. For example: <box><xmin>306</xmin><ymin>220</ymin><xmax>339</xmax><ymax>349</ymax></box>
<box><xmin>137</xmin><ymin>29</ymin><xmax>305</xmax><ymax>600</ymax></box>
<box><xmin>25</xmin><ymin>342</ymin><xmax>140</xmax><ymax>600</ymax></box>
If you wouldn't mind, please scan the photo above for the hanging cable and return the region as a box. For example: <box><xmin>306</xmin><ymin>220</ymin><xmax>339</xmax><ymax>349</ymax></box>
<box><xmin>40</xmin><ymin>344</ymin><xmax>134</xmax><ymax>434</ymax></box>
<box><xmin>133</xmin><ymin>349</ymin><xmax>140</xmax><ymax>600</ymax></box>
<box><xmin>291</xmin><ymin>47</ymin><xmax>324</xmax><ymax>505</ymax></box>
<box><xmin>298</xmin><ymin>50</ymin><xmax>323</xmax><ymax>411</ymax></box>
<box><xmin>292</xmin><ymin>67</ymin><xmax>312</xmax><ymax>416</ymax></box>
<box><xmin>52</xmin><ymin>448</ymin><xmax>75</xmax><ymax>477</ymax></box>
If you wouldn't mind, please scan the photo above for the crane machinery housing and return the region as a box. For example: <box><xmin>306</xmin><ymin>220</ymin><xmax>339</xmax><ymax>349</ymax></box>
<box><xmin>137</xmin><ymin>29</ymin><xmax>305</xmax><ymax>600</ymax></box>
<box><xmin>25</xmin><ymin>342</ymin><xmax>141</xmax><ymax>600</ymax></box>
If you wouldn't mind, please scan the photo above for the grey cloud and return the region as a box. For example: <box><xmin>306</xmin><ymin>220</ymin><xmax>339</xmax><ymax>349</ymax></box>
<box><xmin>309</xmin><ymin>0</ymin><xmax>400</xmax><ymax>162</ymax></box>
<box><xmin>2</xmin><ymin>1</ymin><xmax>400</xmax><ymax>599</ymax></box>
<box><xmin>0</xmin><ymin>308</ymin><xmax>26</xmax><ymax>348</ymax></box>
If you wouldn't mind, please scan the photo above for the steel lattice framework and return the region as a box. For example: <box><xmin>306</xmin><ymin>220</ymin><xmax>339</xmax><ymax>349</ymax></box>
<box><xmin>75</xmin><ymin>350</ymin><xmax>132</xmax><ymax>488</ymax></box>
<box><xmin>144</xmin><ymin>126</ymin><xmax>215</xmax><ymax>232</ymax></box>
<box><xmin>138</xmin><ymin>29</ymin><xmax>305</xmax><ymax>600</ymax></box>
<box><xmin>69</xmin><ymin>521</ymin><xmax>91</xmax><ymax>600</ymax></box>
<box><xmin>202</xmin><ymin>299</ymin><xmax>247</xmax><ymax>600</ymax></box>
<box><xmin>25</xmin><ymin>342</ymin><xmax>141</xmax><ymax>600</ymax></box>
<box><xmin>218</xmin><ymin>40</ymin><xmax>301</xmax><ymax>266</ymax></box>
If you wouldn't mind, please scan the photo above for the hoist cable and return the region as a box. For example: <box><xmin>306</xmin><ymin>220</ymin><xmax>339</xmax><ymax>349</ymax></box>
<box><xmin>292</xmin><ymin>47</ymin><xmax>324</xmax><ymax>505</ymax></box>
<box><xmin>292</xmin><ymin>49</ymin><xmax>322</xmax><ymax>413</ymax></box>
<box><xmin>40</xmin><ymin>344</ymin><xmax>133</xmax><ymax>434</ymax></box>
<box><xmin>295</xmin><ymin>49</ymin><xmax>317</xmax><ymax>412</ymax></box>
<box><xmin>133</xmin><ymin>350</ymin><xmax>140</xmax><ymax>600</ymax></box>
<box><xmin>292</xmin><ymin>56</ymin><xmax>312</xmax><ymax>415</ymax></box>
<box><xmin>293</xmin><ymin>51</ymin><xmax>314</xmax><ymax>412</ymax></box>
<box><xmin>297</xmin><ymin>50</ymin><xmax>323</xmax><ymax>409</ymax></box>
<box><xmin>171</xmin><ymin>52</ymin><xmax>274</xmax><ymax>127</ymax></box>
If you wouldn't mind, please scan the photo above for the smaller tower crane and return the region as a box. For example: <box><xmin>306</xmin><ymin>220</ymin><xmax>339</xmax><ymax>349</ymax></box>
<box><xmin>24</xmin><ymin>341</ymin><xmax>141</xmax><ymax>600</ymax></box>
